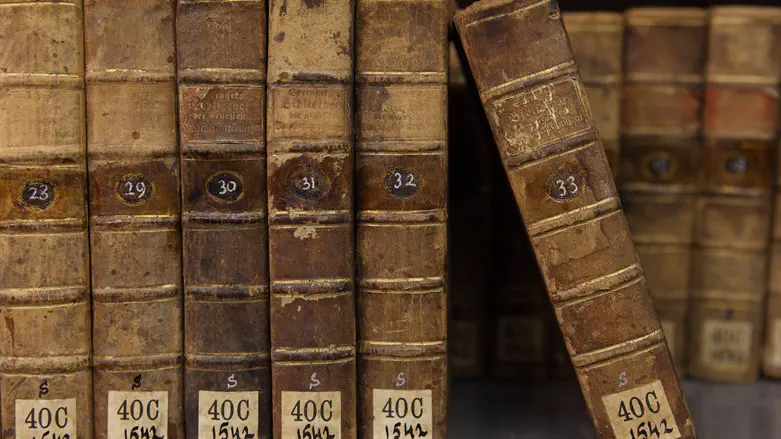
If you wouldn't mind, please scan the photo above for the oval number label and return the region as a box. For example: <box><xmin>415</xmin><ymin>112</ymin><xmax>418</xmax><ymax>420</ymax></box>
<box><xmin>115</xmin><ymin>173</ymin><xmax>154</xmax><ymax>205</ymax></box>
<box><xmin>206</xmin><ymin>171</ymin><xmax>245</xmax><ymax>203</ymax></box>
<box><xmin>20</xmin><ymin>181</ymin><xmax>56</xmax><ymax>210</ymax></box>
<box><xmin>725</xmin><ymin>154</ymin><xmax>748</xmax><ymax>175</ymax></box>
<box><xmin>289</xmin><ymin>166</ymin><xmax>330</xmax><ymax>201</ymax></box>
<box><xmin>384</xmin><ymin>169</ymin><xmax>419</xmax><ymax>198</ymax></box>
<box><xmin>546</xmin><ymin>169</ymin><xmax>583</xmax><ymax>201</ymax></box>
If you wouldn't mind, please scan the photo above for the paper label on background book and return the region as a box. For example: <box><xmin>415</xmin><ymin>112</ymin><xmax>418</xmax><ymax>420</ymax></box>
<box><xmin>450</xmin><ymin>320</ymin><xmax>479</xmax><ymax>369</ymax></box>
<box><xmin>660</xmin><ymin>320</ymin><xmax>676</xmax><ymax>357</ymax></box>
<box><xmin>701</xmin><ymin>319</ymin><xmax>752</xmax><ymax>372</ymax></box>
<box><xmin>281</xmin><ymin>391</ymin><xmax>341</xmax><ymax>439</ymax></box>
<box><xmin>107</xmin><ymin>391</ymin><xmax>168</xmax><ymax>439</ymax></box>
<box><xmin>16</xmin><ymin>398</ymin><xmax>77</xmax><ymax>439</ymax></box>
<box><xmin>198</xmin><ymin>391</ymin><xmax>259</xmax><ymax>439</ymax></box>
<box><xmin>602</xmin><ymin>380</ymin><xmax>680</xmax><ymax>439</ymax></box>
<box><xmin>372</xmin><ymin>389</ymin><xmax>432</xmax><ymax>439</ymax></box>
<box><xmin>769</xmin><ymin>320</ymin><xmax>781</xmax><ymax>367</ymax></box>
<box><xmin>496</xmin><ymin>317</ymin><xmax>544</xmax><ymax>363</ymax></box>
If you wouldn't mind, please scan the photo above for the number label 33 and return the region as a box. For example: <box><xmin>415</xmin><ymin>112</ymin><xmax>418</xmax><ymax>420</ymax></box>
<box><xmin>546</xmin><ymin>169</ymin><xmax>584</xmax><ymax>202</ymax></box>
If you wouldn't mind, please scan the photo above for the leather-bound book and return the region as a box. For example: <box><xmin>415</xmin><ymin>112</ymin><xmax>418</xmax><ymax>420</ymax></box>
<box><xmin>0</xmin><ymin>1</ymin><xmax>92</xmax><ymax>437</ymax></box>
<box><xmin>266</xmin><ymin>0</ymin><xmax>356</xmax><ymax>437</ymax></box>
<box><xmin>563</xmin><ymin>12</ymin><xmax>624</xmax><ymax>175</ymax></box>
<box><xmin>621</xmin><ymin>8</ymin><xmax>708</xmax><ymax>375</ymax></box>
<box><xmin>455</xmin><ymin>1</ymin><xmax>695</xmax><ymax>438</ymax></box>
<box><xmin>767</xmin><ymin>134</ymin><xmax>781</xmax><ymax>377</ymax></box>
<box><xmin>448</xmin><ymin>41</ymin><xmax>491</xmax><ymax>380</ymax></box>
<box><xmin>356</xmin><ymin>0</ymin><xmax>448</xmax><ymax>436</ymax></box>
<box><xmin>689</xmin><ymin>6</ymin><xmax>781</xmax><ymax>382</ymax></box>
<box><xmin>177</xmin><ymin>1</ymin><xmax>270</xmax><ymax>437</ymax></box>
<box><xmin>84</xmin><ymin>0</ymin><xmax>183</xmax><ymax>437</ymax></box>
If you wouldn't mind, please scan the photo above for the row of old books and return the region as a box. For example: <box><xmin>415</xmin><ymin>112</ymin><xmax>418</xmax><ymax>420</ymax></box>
<box><xmin>450</xmin><ymin>4</ymin><xmax>781</xmax><ymax>385</ymax></box>
<box><xmin>2</xmin><ymin>0</ymin><xmax>448</xmax><ymax>438</ymax></box>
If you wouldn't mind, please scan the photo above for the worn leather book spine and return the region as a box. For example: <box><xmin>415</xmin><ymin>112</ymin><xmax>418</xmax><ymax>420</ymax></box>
<box><xmin>621</xmin><ymin>8</ymin><xmax>708</xmax><ymax>375</ymax></box>
<box><xmin>563</xmin><ymin>12</ymin><xmax>623</xmax><ymax>176</ymax></box>
<box><xmin>689</xmin><ymin>6</ymin><xmax>781</xmax><ymax>382</ymax></box>
<box><xmin>356</xmin><ymin>0</ymin><xmax>448</xmax><ymax>437</ymax></box>
<box><xmin>448</xmin><ymin>41</ymin><xmax>490</xmax><ymax>380</ymax></box>
<box><xmin>456</xmin><ymin>1</ymin><xmax>695</xmax><ymax>438</ymax></box>
<box><xmin>767</xmin><ymin>135</ymin><xmax>781</xmax><ymax>377</ymax></box>
<box><xmin>84</xmin><ymin>0</ymin><xmax>183</xmax><ymax>437</ymax></box>
<box><xmin>0</xmin><ymin>1</ymin><xmax>92</xmax><ymax>437</ymax></box>
<box><xmin>177</xmin><ymin>1</ymin><xmax>270</xmax><ymax>437</ymax></box>
<box><xmin>266</xmin><ymin>1</ymin><xmax>356</xmax><ymax>437</ymax></box>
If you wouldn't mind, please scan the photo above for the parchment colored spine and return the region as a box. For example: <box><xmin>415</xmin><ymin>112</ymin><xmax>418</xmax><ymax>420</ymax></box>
<box><xmin>266</xmin><ymin>0</ymin><xmax>357</xmax><ymax>437</ymax></box>
<box><xmin>177</xmin><ymin>0</ymin><xmax>271</xmax><ymax>437</ymax></box>
<box><xmin>0</xmin><ymin>0</ymin><xmax>92</xmax><ymax>437</ymax></box>
<box><xmin>689</xmin><ymin>6</ymin><xmax>781</xmax><ymax>382</ymax></box>
<box><xmin>456</xmin><ymin>0</ymin><xmax>695</xmax><ymax>437</ymax></box>
<box><xmin>563</xmin><ymin>12</ymin><xmax>624</xmax><ymax>176</ymax></box>
<box><xmin>356</xmin><ymin>0</ymin><xmax>448</xmax><ymax>437</ymax></box>
<box><xmin>84</xmin><ymin>0</ymin><xmax>183</xmax><ymax>437</ymax></box>
<box><xmin>620</xmin><ymin>7</ymin><xmax>708</xmax><ymax>375</ymax></box>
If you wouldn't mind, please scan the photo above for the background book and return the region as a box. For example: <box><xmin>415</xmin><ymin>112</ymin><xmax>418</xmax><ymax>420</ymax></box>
<box><xmin>688</xmin><ymin>6</ymin><xmax>781</xmax><ymax>383</ymax></box>
<box><xmin>620</xmin><ymin>7</ymin><xmax>708</xmax><ymax>374</ymax></box>
<box><xmin>448</xmin><ymin>41</ymin><xmax>492</xmax><ymax>380</ymax></box>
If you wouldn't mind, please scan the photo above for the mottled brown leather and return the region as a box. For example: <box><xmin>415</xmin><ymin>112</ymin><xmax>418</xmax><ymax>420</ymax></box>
<box><xmin>447</xmin><ymin>42</ymin><xmax>491</xmax><ymax>380</ymax></box>
<box><xmin>177</xmin><ymin>1</ymin><xmax>271</xmax><ymax>437</ymax></box>
<box><xmin>691</xmin><ymin>6</ymin><xmax>781</xmax><ymax>383</ymax></box>
<box><xmin>620</xmin><ymin>7</ymin><xmax>708</xmax><ymax>375</ymax></box>
<box><xmin>266</xmin><ymin>1</ymin><xmax>356</xmax><ymax>438</ymax></box>
<box><xmin>456</xmin><ymin>1</ymin><xmax>694</xmax><ymax>438</ymax></box>
<box><xmin>563</xmin><ymin>12</ymin><xmax>623</xmax><ymax>176</ymax></box>
<box><xmin>356</xmin><ymin>0</ymin><xmax>448</xmax><ymax>436</ymax></box>
<box><xmin>84</xmin><ymin>0</ymin><xmax>183</xmax><ymax>437</ymax></box>
<box><xmin>0</xmin><ymin>1</ymin><xmax>92</xmax><ymax>438</ymax></box>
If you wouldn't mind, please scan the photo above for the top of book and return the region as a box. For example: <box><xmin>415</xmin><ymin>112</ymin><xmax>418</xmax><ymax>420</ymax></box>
<box><xmin>625</xmin><ymin>7</ymin><xmax>707</xmax><ymax>26</ymax></box>
<box><xmin>562</xmin><ymin>11</ymin><xmax>623</xmax><ymax>27</ymax></box>
<box><xmin>455</xmin><ymin>0</ymin><xmax>573</xmax><ymax>95</ymax></box>
<box><xmin>711</xmin><ymin>5</ymin><xmax>781</xmax><ymax>23</ymax></box>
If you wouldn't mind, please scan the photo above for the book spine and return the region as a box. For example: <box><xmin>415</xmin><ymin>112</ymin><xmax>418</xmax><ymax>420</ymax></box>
<box><xmin>356</xmin><ymin>0</ymin><xmax>448</xmax><ymax>436</ymax></box>
<box><xmin>456</xmin><ymin>1</ymin><xmax>694</xmax><ymax>438</ymax></box>
<box><xmin>266</xmin><ymin>1</ymin><xmax>356</xmax><ymax>438</ymax></box>
<box><xmin>621</xmin><ymin>8</ymin><xmax>708</xmax><ymax>375</ymax></box>
<box><xmin>766</xmin><ymin>143</ymin><xmax>781</xmax><ymax>376</ymax></box>
<box><xmin>0</xmin><ymin>1</ymin><xmax>92</xmax><ymax>437</ymax></box>
<box><xmin>176</xmin><ymin>1</ymin><xmax>271</xmax><ymax>437</ymax></box>
<box><xmin>563</xmin><ymin>12</ymin><xmax>624</xmax><ymax>176</ymax></box>
<box><xmin>690</xmin><ymin>6</ymin><xmax>781</xmax><ymax>382</ymax></box>
<box><xmin>448</xmin><ymin>41</ymin><xmax>491</xmax><ymax>380</ymax></box>
<box><xmin>84</xmin><ymin>0</ymin><xmax>183</xmax><ymax>437</ymax></box>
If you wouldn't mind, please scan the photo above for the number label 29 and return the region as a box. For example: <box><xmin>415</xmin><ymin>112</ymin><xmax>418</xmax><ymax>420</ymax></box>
<box><xmin>115</xmin><ymin>174</ymin><xmax>154</xmax><ymax>205</ymax></box>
